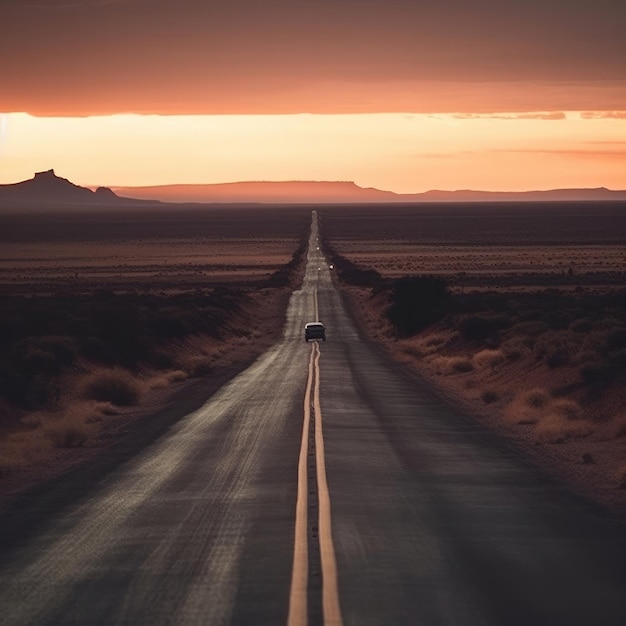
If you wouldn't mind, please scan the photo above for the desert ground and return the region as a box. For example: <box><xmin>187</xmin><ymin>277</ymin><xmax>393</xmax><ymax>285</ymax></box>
<box><xmin>319</xmin><ymin>202</ymin><xmax>626</xmax><ymax>515</ymax></box>
<box><xmin>2</xmin><ymin>201</ymin><xmax>625</xmax><ymax>518</ymax></box>
<box><xmin>0</xmin><ymin>204</ymin><xmax>311</xmax><ymax>504</ymax></box>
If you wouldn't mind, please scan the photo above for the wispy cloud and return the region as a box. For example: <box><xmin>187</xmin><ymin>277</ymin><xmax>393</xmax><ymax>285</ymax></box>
<box><xmin>580</xmin><ymin>111</ymin><xmax>626</xmax><ymax>119</ymax></box>
<box><xmin>496</xmin><ymin>146</ymin><xmax>626</xmax><ymax>160</ymax></box>
<box><xmin>452</xmin><ymin>112</ymin><xmax>567</xmax><ymax>121</ymax></box>
<box><xmin>415</xmin><ymin>145</ymin><xmax>626</xmax><ymax>160</ymax></box>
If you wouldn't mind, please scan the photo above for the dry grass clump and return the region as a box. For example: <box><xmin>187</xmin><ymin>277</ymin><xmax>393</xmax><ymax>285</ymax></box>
<box><xmin>80</xmin><ymin>368</ymin><xmax>142</xmax><ymax>406</ymax></box>
<box><xmin>597</xmin><ymin>413</ymin><xmax>626</xmax><ymax>440</ymax></box>
<box><xmin>399</xmin><ymin>342</ymin><xmax>424</xmax><ymax>359</ymax></box>
<box><xmin>43</xmin><ymin>414</ymin><xmax>93</xmax><ymax>448</ymax></box>
<box><xmin>430</xmin><ymin>355</ymin><xmax>474</xmax><ymax>375</ymax></box>
<box><xmin>473</xmin><ymin>349</ymin><xmax>505</xmax><ymax>369</ymax></box>
<box><xmin>505</xmin><ymin>388</ymin><xmax>551</xmax><ymax>424</ymax></box>
<box><xmin>506</xmin><ymin>389</ymin><xmax>596</xmax><ymax>441</ymax></box>
<box><xmin>180</xmin><ymin>356</ymin><xmax>214</xmax><ymax>377</ymax></box>
<box><xmin>500</xmin><ymin>337</ymin><xmax>531</xmax><ymax>362</ymax></box>
<box><xmin>481</xmin><ymin>389</ymin><xmax>499</xmax><ymax>405</ymax></box>
<box><xmin>534</xmin><ymin>413</ymin><xmax>594</xmax><ymax>443</ymax></box>
<box><xmin>0</xmin><ymin>426</ymin><xmax>54</xmax><ymax>475</ymax></box>
<box><xmin>523</xmin><ymin>388</ymin><xmax>551</xmax><ymax>410</ymax></box>
<box><xmin>147</xmin><ymin>369</ymin><xmax>188</xmax><ymax>390</ymax></box>
<box><xmin>549</xmin><ymin>399</ymin><xmax>584</xmax><ymax>421</ymax></box>
<box><xmin>528</xmin><ymin>397</ymin><xmax>593</xmax><ymax>443</ymax></box>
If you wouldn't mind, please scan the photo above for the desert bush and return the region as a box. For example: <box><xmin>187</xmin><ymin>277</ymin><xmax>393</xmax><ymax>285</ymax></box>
<box><xmin>481</xmin><ymin>389</ymin><xmax>499</xmax><ymax>404</ymax></box>
<box><xmin>533</xmin><ymin>333</ymin><xmax>577</xmax><ymax>368</ymax></box>
<box><xmin>81</xmin><ymin>369</ymin><xmax>141</xmax><ymax>406</ymax></box>
<box><xmin>322</xmin><ymin>244</ymin><xmax>383</xmax><ymax>288</ymax></box>
<box><xmin>400</xmin><ymin>343</ymin><xmax>424</xmax><ymax>359</ymax></box>
<box><xmin>386</xmin><ymin>276</ymin><xmax>451</xmax><ymax>336</ymax></box>
<box><xmin>145</xmin><ymin>349</ymin><xmax>174</xmax><ymax>370</ymax></box>
<box><xmin>570</xmin><ymin>318</ymin><xmax>594</xmax><ymax>333</ymax></box>
<box><xmin>12</xmin><ymin>335</ymin><xmax>76</xmax><ymax>375</ymax></box>
<box><xmin>473</xmin><ymin>349</ymin><xmax>505</xmax><ymax>369</ymax></box>
<box><xmin>505</xmin><ymin>388</ymin><xmax>554</xmax><ymax>425</ymax></box>
<box><xmin>580</xmin><ymin>361</ymin><xmax>616</xmax><ymax>386</ymax></box>
<box><xmin>594</xmin><ymin>415</ymin><xmax>624</xmax><ymax>438</ymax></box>
<box><xmin>458</xmin><ymin>314</ymin><xmax>508</xmax><ymax>342</ymax></box>
<box><xmin>79</xmin><ymin>336</ymin><xmax>117</xmax><ymax>364</ymax></box>
<box><xmin>18</xmin><ymin>348</ymin><xmax>59</xmax><ymax>376</ymax></box>
<box><xmin>546</xmin><ymin>351</ymin><xmax>568</xmax><ymax>368</ymax></box>
<box><xmin>572</xmin><ymin>349</ymin><xmax>597</xmax><ymax>366</ymax></box>
<box><xmin>522</xmin><ymin>388</ymin><xmax>551</xmax><ymax>410</ymax></box>
<box><xmin>510</xmin><ymin>320</ymin><xmax>550</xmax><ymax>337</ymax></box>
<box><xmin>549</xmin><ymin>398</ymin><xmax>584</xmax><ymax>421</ymax></box>
<box><xmin>501</xmin><ymin>337</ymin><xmax>529</xmax><ymax>362</ymax></box>
<box><xmin>182</xmin><ymin>356</ymin><xmax>214</xmax><ymax>377</ymax></box>
<box><xmin>44</xmin><ymin>417</ymin><xmax>91</xmax><ymax>448</ymax></box>
<box><xmin>605</xmin><ymin>327</ymin><xmax>626</xmax><ymax>350</ymax></box>
<box><xmin>147</xmin><ymin>369</ymin><xmax>188</xmax><ymax>390</ymax></box>
<box><xmin>544</xmin><ymin>312</ymin><xmax>572</xmax><ymax>330</ymax></box>
<box><xmin>450</xmin><ymin>357</ymin><xmax>474</xmax><ymax>373</ymax></box>
<box><xmin>535</xmin><ymin>413</ymin><xmax>594</xmax><ymax>442</ymax></box>
<box><xmin>429</xmin><ymin>355</ymin><xmax>474</xmax><ymax>375</ymax></box>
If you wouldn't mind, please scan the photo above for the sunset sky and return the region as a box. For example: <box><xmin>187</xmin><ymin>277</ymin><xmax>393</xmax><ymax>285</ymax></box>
<box><xmin>1</xmin><ymin>0</ymin><xmax>625</xmax><ymax>192</ymax></box>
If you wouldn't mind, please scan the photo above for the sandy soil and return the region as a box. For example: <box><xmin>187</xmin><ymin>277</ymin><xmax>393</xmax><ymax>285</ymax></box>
<box><xmin>341</xmin><ymin>284</ymin><xmax>626</xmax><ymax>519</ymax></box>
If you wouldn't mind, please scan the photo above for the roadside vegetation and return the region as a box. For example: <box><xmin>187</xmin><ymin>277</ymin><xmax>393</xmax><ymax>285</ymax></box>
<box><xmin>0</xmin><ymin>235</ymin><xmax>307</xmax><ymax>478</ymax></box>
<box><xmin>324</xmin><ymin>240</ymin><xmax>626</xmax><ymax>503</ymax></box>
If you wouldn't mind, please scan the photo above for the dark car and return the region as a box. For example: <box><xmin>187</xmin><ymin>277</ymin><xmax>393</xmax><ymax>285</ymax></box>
<box><xmin>304</xmin><ymin>322</ymin><xmax>326</xmax><ymax>342</ymax></box>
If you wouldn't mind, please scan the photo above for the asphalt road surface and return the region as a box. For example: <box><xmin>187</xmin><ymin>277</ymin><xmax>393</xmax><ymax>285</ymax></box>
<box><xmin>1</xmin><ymin>212</ymin><xmax>626</xmax><ymax>625</ymax></box>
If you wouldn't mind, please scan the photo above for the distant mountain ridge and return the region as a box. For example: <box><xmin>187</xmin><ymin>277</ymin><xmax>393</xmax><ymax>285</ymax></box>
<box><xmin>2</xmin><ymin>170</ymin><xmax>626</xmax><ymax>206</ymax></box>
<box><xmin>113</xmin><ymin>181</ymin><xmax>626</xmax><ymax>204</ymax></box>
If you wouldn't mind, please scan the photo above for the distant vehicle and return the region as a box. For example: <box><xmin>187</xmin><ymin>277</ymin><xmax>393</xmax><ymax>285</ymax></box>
<box><xmin>304</xmin><ymin>322</ymin><xmax>326</xmax><ymax>342</ymax></box>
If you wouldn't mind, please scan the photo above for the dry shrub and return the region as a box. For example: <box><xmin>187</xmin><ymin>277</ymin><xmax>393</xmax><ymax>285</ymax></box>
<box><xmin>426</xmin><ymin>335</ymin><xmax>447</xmax><ymax>348</ymax></box>
<box><xmin>182</xmin><ymin>356</ymin><xmax>214</xmax><ymax>377</ymax></box>
<box><xmin>0</xmin><ymin>428</ymin><xmax>54</xmax><ymax>473</ymax></box>
<box><xmin>523</xmin><ymin>388</ymin><xmax>551</xmax><ymax>410</ymax></box>
<box><xmin>430</xmin><ymin>355</ymin><xmax>474</xmax><ymax>375</ymax></box>
<box><xmin>534</xmin><ymin>398</ymin><xmax>592</xmax><ymax>442</ymax></box>
<box><xmin>505</xmin><ymin>388</ymin><xmax>551</xmax><ymax>424</ymax></box>
<box><xmin>81</xmin><ymin>368</ymin><xmax>141</xmax><ymax>406</ymax></box>
<box><xmin>400</xmin><ymin>343</ymin><xmax>424</xmax><ymax>359</ymax></box>
<box><xmin>501</xmin><ymin>337</ymin><xmax>530</xmax><ymax>362</ymax></box>
<box><xmin>598</xmin><ymin>413</ymin><xmax>626</xmax><ymax>440</ymax></box>
<box><xmin>534</xmin><ymin>413</ymin><xmax>594</xmax><ymax>443</ymax></box>
<box><xmin>549</xmin><ymin>398</ymin><xmax>584</xmax><ymax>421</ymax></box>
<box><xmin>148</xmin><ymin>369</ymin><xmax>188</xmax><ymax>390</ymax></box>
<box><xmin>44</xmin><ymin>417</ymin><xmax>92</xmax><ymax>448</ymax></box>
<box><xmin>572</xmin><ymin>349</ymin><xmax>597</xmax><ymax>366</ymax></box>
<box><xmin>0</xmin><ymin>446</ymin><xmax>26</xmax><ymax>477</ymax></box>
<box><xmin>96</xmin><ymin>402</ymin><xmax>119</xmax><ymax>416</ymax></box>
<box><xmin>511</xmin><ymin>320</ymin><xmax>550</xmax><ymax>337</ymax></box>
<box><xmin>473</xmin><ymin>349</ymin><xmax>505</xmax><ymax>369</ymax></box>
<box><xmin>450</xmin><ymin>357</ymin><xmax>474</xmax><ymax>374</ymax></box>
<box><xmin>42</xmin><ymin>403</ymin><xmax>98</xmax><ymax>448</ymax></box>
<box><xmin>481</xmin><ymin>389</ymin><xmax>499</xmax><ymax>404</ymax></box>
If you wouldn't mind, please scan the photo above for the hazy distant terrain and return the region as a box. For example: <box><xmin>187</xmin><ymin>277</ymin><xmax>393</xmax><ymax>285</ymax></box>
<box><xmin>2</xmin><ymin>170</ymin><xmax>626</xmax><ymax>206</ymax></box>
<box><xmin>113</xmin><ymin>181</ymin><xmax>626</xmax><ymax>204</ymax></box>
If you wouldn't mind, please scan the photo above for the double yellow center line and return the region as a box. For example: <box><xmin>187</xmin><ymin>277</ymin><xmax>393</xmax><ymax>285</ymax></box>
<box><xmin>288</xmin><ymin>341</ymin><xmax>343</xmax><ymax>626</ymax></box>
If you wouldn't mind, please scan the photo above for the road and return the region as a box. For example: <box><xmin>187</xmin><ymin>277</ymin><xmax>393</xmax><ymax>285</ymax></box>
<box><xmin>1</xmin><ymin>212</ymin><xmax>626</xmax><ymax>625</ymax></box>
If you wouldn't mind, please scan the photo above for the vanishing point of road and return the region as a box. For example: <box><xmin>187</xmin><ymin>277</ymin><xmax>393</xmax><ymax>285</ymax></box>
<box><xmin>1</xmin><ymin>212</ymin><xmax>626</xmax><ymax>626</ymax></box>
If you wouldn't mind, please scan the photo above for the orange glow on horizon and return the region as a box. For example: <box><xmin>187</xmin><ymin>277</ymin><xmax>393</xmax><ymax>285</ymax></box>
<box><xmin>1</xmin><ymin>112</ymin><xmax>625</xmax><ymax>194</ymax></box>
